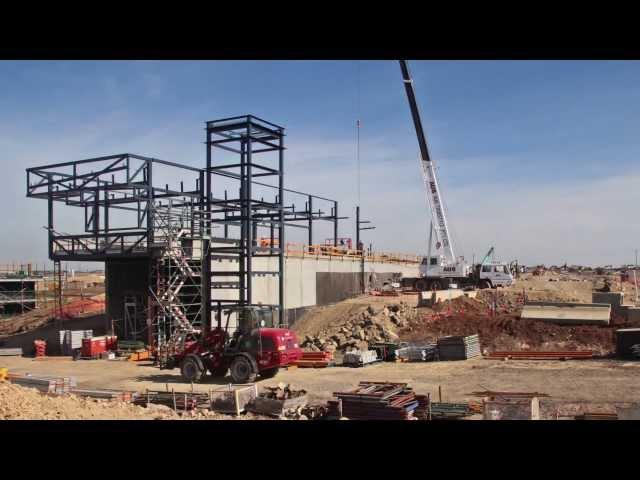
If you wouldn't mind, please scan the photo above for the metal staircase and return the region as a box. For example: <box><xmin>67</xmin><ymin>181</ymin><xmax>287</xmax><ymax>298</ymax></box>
<box><xmin>149</xmin><ymin>201</ymin><xmax>204</xmax><ymax>360</ymax></box>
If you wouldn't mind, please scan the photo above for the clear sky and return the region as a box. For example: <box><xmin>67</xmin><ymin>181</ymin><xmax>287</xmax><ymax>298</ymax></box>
<box><xmin>2</xmin><ymin>60</ymin><xmax>640</xmax><ymax>268</ymax></box>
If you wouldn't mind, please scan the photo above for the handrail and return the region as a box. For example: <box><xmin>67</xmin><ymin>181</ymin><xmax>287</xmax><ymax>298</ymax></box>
<box><xmin>283</xmin><ymin>242</ymin><xmax>420</xmax><ymax>264</ymax></box>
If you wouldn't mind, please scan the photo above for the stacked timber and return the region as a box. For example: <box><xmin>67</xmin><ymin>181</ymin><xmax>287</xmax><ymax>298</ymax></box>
<box><xmin>437</xmin><ymin>334</ymin><xmax>481</xmax><ymax>360</ymax></box>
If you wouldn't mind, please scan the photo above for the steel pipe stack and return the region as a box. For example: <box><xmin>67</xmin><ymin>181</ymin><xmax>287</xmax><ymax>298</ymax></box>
<box><xmin>328</xmin><ymin>381</ymin><xmax>420</xmax><ymax>420</ymax></box>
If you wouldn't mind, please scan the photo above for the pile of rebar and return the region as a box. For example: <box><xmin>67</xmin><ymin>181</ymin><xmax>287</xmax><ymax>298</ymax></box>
<box><xmin>484</xmin><ymin>350</ymin><xmax>593</xmax><ymax>360</ymax></box>
<box><xmin>71</xmin><ymin>388</ymin><xmax>136</xmax><ymax>402</ymax></box>
<box><xmin>133</xmin><ymin>390</ymin><xmax>211</xmax><ymax>411</ymax></box>
<box><xmin>328</xmin><ymin>381</ymin><xmax>420</xmax><ymax>420</ymax></box>
<box><xmin>429</xmin><ymin>402</ymin><xmax>474</xmax><ymax>419</ymax></box>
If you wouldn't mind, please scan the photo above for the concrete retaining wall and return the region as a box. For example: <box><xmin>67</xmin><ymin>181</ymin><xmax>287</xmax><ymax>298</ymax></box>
<box><xmin>521</xmin><ymin>302</ymin><xmax>611</xmax><ymax>326</ymax></box>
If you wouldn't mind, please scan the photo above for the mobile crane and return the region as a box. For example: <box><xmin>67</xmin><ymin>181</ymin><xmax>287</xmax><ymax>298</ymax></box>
<box><xmin>398</xmin><ymin>60</ymin><xmax>514</xmax><ymax>291</ymax></box>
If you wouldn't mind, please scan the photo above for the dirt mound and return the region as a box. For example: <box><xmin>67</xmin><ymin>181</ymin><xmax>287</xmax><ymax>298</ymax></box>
<box><xmin>399</xmin><ymin>311</ymin><xmax>615</xmax><ymax>355</ymax></box>
<box><xmin>294</xmin><ymin>300</ymin><xmax>418</xmax><ymax>353</ymax></box>
<box><xmin>0</xmin><ymin>382</ymin><xmax>179</xmax><ymax>420</ymax></box>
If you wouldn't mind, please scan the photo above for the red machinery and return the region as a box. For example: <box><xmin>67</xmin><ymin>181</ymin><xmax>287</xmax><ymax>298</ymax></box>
<box><xmin>161</xmin><ymin>305</ymin><xmax>302</xmax><ymax>384</ymax></box>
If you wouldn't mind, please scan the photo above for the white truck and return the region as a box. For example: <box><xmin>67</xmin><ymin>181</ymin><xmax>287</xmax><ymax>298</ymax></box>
<box><xmin>398</xmin><ymin>60</ymin><xmax>514</xmax><ymax>291</ymax></box>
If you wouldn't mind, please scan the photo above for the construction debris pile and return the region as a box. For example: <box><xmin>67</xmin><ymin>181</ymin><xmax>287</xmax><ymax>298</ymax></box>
<box><xmin>297</xmin><ymin>302</ymin><xmax>416</xmax><ymax>354</ymax></box>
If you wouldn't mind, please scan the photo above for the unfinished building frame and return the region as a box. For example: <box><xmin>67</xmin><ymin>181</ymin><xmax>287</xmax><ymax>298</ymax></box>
<box><xmin>26</xmin><ymin>115</ymin><xmax>343</xmax><ymax>352</ymax></box>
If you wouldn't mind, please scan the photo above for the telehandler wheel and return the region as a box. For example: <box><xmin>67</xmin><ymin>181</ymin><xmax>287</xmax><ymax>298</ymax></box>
<box><xmin>180</xmin><ymin>355</ymin><xmax>206</xmax><ymax>383</ymax></box>
<box><xmin>260</xmin><ymin>367</ymin><xmax>279</xmax><ymax>379</ymax></box>
<box><xmin>479</xmin><ymin>280</ymin><xmax>491</xmax><ymax>289</ymax></box>
<box><xmin>230</xmin><ymin>355</ymin><xmax>258</xmax><ymax>384</ymax></box>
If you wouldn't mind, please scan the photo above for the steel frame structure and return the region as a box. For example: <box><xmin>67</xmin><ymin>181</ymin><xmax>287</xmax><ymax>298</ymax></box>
<box><xmin>26</xmin><ymin>115</ymin><xmax>344</xmax><ymax>348</ymax></box>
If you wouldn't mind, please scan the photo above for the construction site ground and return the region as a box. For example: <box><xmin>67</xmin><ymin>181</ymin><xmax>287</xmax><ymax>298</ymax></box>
<box><xmin>2</xmin><ymin>271</ymin><xmax>639</xmax><ymax>419</ymax></box>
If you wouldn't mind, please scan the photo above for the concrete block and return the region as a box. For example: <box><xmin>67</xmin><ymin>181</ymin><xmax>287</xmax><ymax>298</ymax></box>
<box><xmin>521</xmin><ymin>302</ymin><xmax>610</xmax><ymax>326</ymax></box>
<box><xmin>592</xmin><ymin>292</ymin><xmax>624</xmax><ymax>314</ymax></box>
<box><xmin>418</xmin><ymin>288</ymin><xmax>464</xmax><ymax>307</ymax></box>
<box><xmin>622</xmin><ymin>306</ymin><xmax>640</xmax><ymax>322</ymax></box>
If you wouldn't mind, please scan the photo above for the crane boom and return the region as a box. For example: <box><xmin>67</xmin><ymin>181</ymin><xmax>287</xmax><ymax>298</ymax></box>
<box><xmin>399</xmin><ymin>60</ymin><xmax>455</xmax><ymax>264</ymax></box>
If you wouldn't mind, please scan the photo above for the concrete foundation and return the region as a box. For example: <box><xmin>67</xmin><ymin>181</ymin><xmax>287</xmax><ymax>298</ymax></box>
<box><xmin>521</xmin><ymin>302</ymin><xmax>611</xmax><ymax>326</ymax></box>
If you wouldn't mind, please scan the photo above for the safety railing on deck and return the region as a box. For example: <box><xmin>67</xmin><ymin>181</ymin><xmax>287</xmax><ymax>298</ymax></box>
<box><xmin>283</xmin><ymin>243</ymin><xmax>420</xmax><ymax>264</ymax></box>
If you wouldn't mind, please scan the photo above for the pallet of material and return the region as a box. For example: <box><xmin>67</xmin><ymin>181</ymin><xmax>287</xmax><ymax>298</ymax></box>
<box><xmin>437</xmin><ymin>334</ymin><xmax>481</xmax><ymax>360</ymax></box>
<box><xmin>342</xmin><ymin>349</ymin><xmax>379</xmax><ymax>367</ymax></box>
<box><xmin>0</xmin><ymin>348</ymin><xmax>23</xmax><ymax>356</ymax></box>
<box><xmin>484</xmin><ymin>351</ymin><xmax>593</xmax><ymax>360</ymax></box>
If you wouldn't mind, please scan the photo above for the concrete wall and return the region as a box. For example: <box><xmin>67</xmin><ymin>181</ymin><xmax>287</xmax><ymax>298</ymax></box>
<box><xmin>105</xmin><ymin>258</ymin><xmax>150</xmax><ymax>325</ymax></box>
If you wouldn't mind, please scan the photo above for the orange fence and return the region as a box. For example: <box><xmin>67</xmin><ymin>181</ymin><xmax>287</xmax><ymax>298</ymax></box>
<box><xmin>283</xmin><ymin>243</ymin><xmax>420</xmax><ymax>265</ymax></box>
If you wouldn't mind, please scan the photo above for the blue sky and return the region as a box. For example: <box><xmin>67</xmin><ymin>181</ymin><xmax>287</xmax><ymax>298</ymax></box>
<box><xmin>2</xmin><ymin>60</ymin><xmax>640</xmax><ymax>267</ymax></box>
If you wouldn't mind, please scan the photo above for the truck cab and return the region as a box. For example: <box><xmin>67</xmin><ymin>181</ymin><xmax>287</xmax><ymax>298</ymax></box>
<box><xmin>477</xmin><ymin>262</ymin><xmax>515</xmax><ymax>288</ymax></box>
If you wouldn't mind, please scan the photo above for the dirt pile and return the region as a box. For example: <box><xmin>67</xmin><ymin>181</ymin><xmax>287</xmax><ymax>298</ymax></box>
<box><xmin>297</xmin><ymin>301</ymin><xmax>417</xmax><ymax>353</ymax></box>
<box><xmin>0</xmin><ymin>382</ymin><xmax>180</xmax><ymax>420</ymax></box>
<box><xmin>399</xmin><ymin>307</ymin><xmax>616</xmax><ymax>355</ymax></box>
